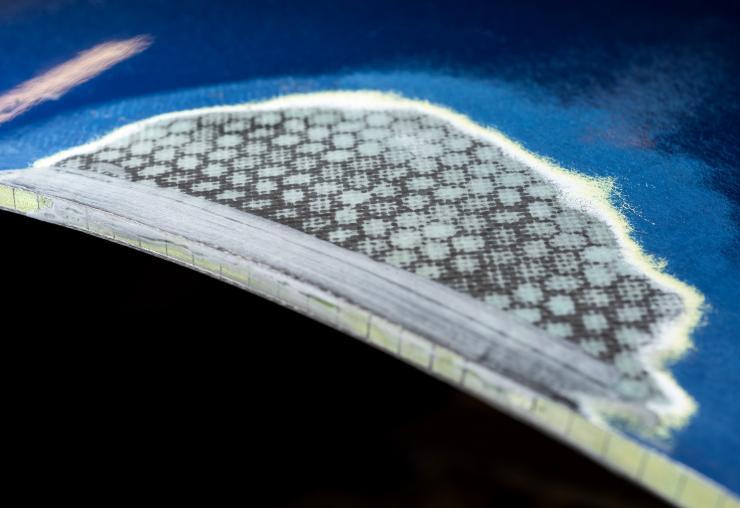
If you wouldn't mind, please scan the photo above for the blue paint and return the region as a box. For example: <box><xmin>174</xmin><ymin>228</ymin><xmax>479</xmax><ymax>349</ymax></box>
<box><xmin>0</xmin><ymin>0</ymin><xmax>738</xmax><ymax>492</ymax></box>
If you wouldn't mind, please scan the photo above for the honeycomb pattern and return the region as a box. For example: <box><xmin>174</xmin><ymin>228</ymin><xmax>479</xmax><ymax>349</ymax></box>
<box><xmin>56</xmin><ymin>105</ymin><xmax>686</xmax><ymax>400</ymax></box>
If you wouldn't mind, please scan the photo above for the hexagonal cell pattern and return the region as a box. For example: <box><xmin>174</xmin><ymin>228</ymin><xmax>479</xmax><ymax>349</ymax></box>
<box><xmin>55</xmin><ymin>100</ymin><xmax>687</xmax><ymax>401</ymax></box>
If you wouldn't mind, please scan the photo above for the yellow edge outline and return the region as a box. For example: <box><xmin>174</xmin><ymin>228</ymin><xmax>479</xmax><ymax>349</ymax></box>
<box><xmin>33</xmin><ymin>90</ymin><xmax>704</xmax><ymax>431</ymax></box>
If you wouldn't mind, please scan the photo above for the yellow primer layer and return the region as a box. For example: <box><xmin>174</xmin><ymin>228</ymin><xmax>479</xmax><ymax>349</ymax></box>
<box><xmin>0</xmin><ymin>185</ymin><xmax>51</xmax><ymax>212</ymax></box>
<box><xmin>433</xmin><ymin>346</ymin><xmax>465</xmax><ymax>383</ymax></box>
<box><xmin>400</xmin><ymin>330</ymin><xmax>433</xmax><ymax>368</ymax></box>
<box><xmin>604</xmin><ymin>432</ymin><xmax>644</xmax><ymax>479</ymax></box>
<box><xmin>13</xmin><ymin>189</ymin><xmax>39</xmax><ymax>212</ymax></box>
<box><xmin>167</xmin><ymin>244</ymin><xmax>193</xmax><ymax>265</ymax></box>
<box><xmin>0</xmin><ymin>185</ymin><xmax>15</xmax><ymax>209</ymax></box>
<box><xmin>368</xmin><ymin>316</ymin><xmax>401</xmax><ymax>353</ymax></box>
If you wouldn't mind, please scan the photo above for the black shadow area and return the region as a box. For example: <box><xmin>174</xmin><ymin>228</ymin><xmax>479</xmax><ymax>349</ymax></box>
<box><xmin>1</xmin><ymin>210</ymin><xmax>669</xmax><ymax>507</ymax></box>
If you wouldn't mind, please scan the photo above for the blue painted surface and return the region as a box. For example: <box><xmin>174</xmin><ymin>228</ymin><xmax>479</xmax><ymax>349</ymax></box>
<box><xmin>0</xmin><ymin>0</ymin><xmax>738</xmax><ymax>492</ymax></box>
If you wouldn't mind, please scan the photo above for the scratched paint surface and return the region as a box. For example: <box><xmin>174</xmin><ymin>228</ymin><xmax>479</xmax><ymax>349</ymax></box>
<box><xmin>38</xmin><ymin>92</ymin><xmax>700</xmax><ymax>423</ymax></box>
<box><xmin>0</xmin><ymin>0</ymin><xmax>737</xmax><ymax>493</ymax></box>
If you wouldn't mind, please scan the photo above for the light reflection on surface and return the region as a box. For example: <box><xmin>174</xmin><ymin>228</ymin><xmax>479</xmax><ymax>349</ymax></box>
<box><xmin>0</xmin><ymin>35</ymin><xmax>151</xmax><ymax>124</ymax></box>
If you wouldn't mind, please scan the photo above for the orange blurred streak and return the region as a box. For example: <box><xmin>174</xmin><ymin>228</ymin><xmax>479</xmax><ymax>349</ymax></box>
<box><xmin>0</xmin><ymin>35</ymin><xmax>152</xmax><ymax>124</ymax></box>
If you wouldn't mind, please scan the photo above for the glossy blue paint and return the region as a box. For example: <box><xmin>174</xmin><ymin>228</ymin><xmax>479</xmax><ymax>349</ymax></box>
<box><xmin>0</xmin><ymin>0</ymin><xmax>738</xmax><ymax>493</ymax></box>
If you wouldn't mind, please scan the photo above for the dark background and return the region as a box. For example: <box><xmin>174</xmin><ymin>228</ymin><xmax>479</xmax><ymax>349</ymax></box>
<box><xmin>2</xmin><ymin>209</ymin><xmax>670</xmax><ymax>507</ymax></box>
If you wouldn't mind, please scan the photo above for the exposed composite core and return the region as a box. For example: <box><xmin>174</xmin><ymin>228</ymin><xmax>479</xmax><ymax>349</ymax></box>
<box><xmin>36</xmin><ymin>92</ymin><xmax>700</xmax><ymax>424</ymax></box>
